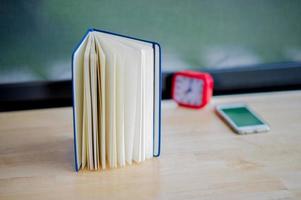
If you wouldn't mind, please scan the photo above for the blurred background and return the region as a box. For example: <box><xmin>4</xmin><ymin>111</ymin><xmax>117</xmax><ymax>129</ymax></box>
<box><xmin>1</xmin><ymin>0</ymin><xmax>301</xmax><ymax>84</ymax></box>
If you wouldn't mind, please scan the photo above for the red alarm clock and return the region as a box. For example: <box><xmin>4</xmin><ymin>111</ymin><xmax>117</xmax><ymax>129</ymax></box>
<box><xmin>172</xmin><ymin>70</ymin><xmax>214</xmax><ymax>109</ymax></box>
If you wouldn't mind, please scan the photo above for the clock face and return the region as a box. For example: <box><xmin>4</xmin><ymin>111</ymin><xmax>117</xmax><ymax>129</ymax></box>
<box><xmin>173</xmin><ymin>75</ymin><xmax>204</xmax><ymax>106</ymax></box>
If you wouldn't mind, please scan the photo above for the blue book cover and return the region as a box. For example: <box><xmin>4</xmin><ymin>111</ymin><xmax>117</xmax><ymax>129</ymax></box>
<box><xmin>72</xmin><ymin>28</ymin><xmax>161</xmax><ymax>171</ymax></box>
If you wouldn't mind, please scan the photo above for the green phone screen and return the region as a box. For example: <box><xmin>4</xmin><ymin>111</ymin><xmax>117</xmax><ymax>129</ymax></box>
<box><xmin>221</xmin><ymin>107</ymin><xmax>264</xmax><ymax>127</ymax></box>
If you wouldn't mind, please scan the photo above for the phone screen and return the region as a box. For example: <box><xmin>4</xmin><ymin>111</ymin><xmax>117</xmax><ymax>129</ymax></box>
<box><xmin>221</xmin><ymin>107</ymin><xmax>264</xmax><ymax>127</ymax></box>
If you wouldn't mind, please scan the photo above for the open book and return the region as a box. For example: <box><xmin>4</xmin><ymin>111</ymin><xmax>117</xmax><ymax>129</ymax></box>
<box><xmin>72</xmin><ymin>29</ymin><xmax>161</xmax><ymax>171</ymax></box>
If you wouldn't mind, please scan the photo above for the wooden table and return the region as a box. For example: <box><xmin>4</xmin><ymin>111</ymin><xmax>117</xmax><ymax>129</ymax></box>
<box><xmin>0</xmin><ymin>91</ymin><xmax>301</xmax><ymax>199</ymax></box>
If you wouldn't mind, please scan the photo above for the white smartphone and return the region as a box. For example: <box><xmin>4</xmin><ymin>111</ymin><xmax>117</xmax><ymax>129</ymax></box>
<box><xmin>215</xmin><ymin>104</ymin><xmax>270</xmax><ymax>134</ymax></box>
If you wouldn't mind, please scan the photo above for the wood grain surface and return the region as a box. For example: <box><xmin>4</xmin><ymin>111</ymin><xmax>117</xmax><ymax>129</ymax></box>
<box><xmin>0</xmin><ymin>91</ymin><xmax>300</xmax><ymax>199</ymax></box>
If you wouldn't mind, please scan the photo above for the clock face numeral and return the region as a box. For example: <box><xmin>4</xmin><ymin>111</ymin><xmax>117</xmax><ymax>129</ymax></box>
<box><xmin>174</xmin><ymin>75</ymin><xmax>203</xmax><ymax>106</ymax></box>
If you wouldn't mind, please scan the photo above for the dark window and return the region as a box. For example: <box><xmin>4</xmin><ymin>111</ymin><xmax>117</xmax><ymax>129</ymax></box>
<box><xmin>1</xmin><ymin>0</ymin><xmax>301</xmax><ymax>111</ymax></box>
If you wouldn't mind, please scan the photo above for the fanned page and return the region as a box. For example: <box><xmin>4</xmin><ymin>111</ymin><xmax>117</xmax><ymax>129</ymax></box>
<box><xmin>73</xmin><ymin>30</ymin><xmax>159</xmax><ymax>170</ymax></box>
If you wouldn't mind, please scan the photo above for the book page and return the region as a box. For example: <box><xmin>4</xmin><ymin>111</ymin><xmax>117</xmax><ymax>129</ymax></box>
<box><xmin>95</xmin><ymin>37</ymin><xmax>106</xmax><ymax>169</ymax></box>
<box><xmin>73</xmin><ymin>34</ymin><xmax>90</xmax><ymax>170</ymax></box>
<box><xmin>101</xmin><ymin>39</ymin><xmax>133</xmax><ymax>167</ymax></box>
<box><xmin>93</xmin><ymin>36</ymin><xmax>117</xmax><ymax>168</ymax></box>
<box><xmin>90</xmin><ymin>36</ymin><xmax>99</xmax><ymax>170</ymax></box>
<box><xmin>81</xmin><ymin>35</ymin><xmax>92</xmax><ymax>169</ymax></box>
<box><xmin>106</xmin><ymin>35</ymin><xmax>154</xmax><ymax>159</ymax></box>
<box><xmin>110</xmin><ymin>55</ymin><xmax>117</xmax><ymax>168</ymax></box>
<box><xmin>132</xmin><ymin>49</ymin><xmax>143</xmax><ymax>163</ymax></box>
<box><xmin>94</xmin><ymin>33</ymin><xmax>143</xmax><ymax>166</ymax></box>
<box><xmin>116</xmin><ymin>54</ymin><xmax>125</xmax><ymax>167</ymax></box>
<box><xmin>144</xmin><ymin>47</ymin><xmax>154</xmax><ymax>159</ymax></box>
<box><xmin>121</xmin><ymin>46</ymin><xmax>142</xmax><ymax>164</ymax></box>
